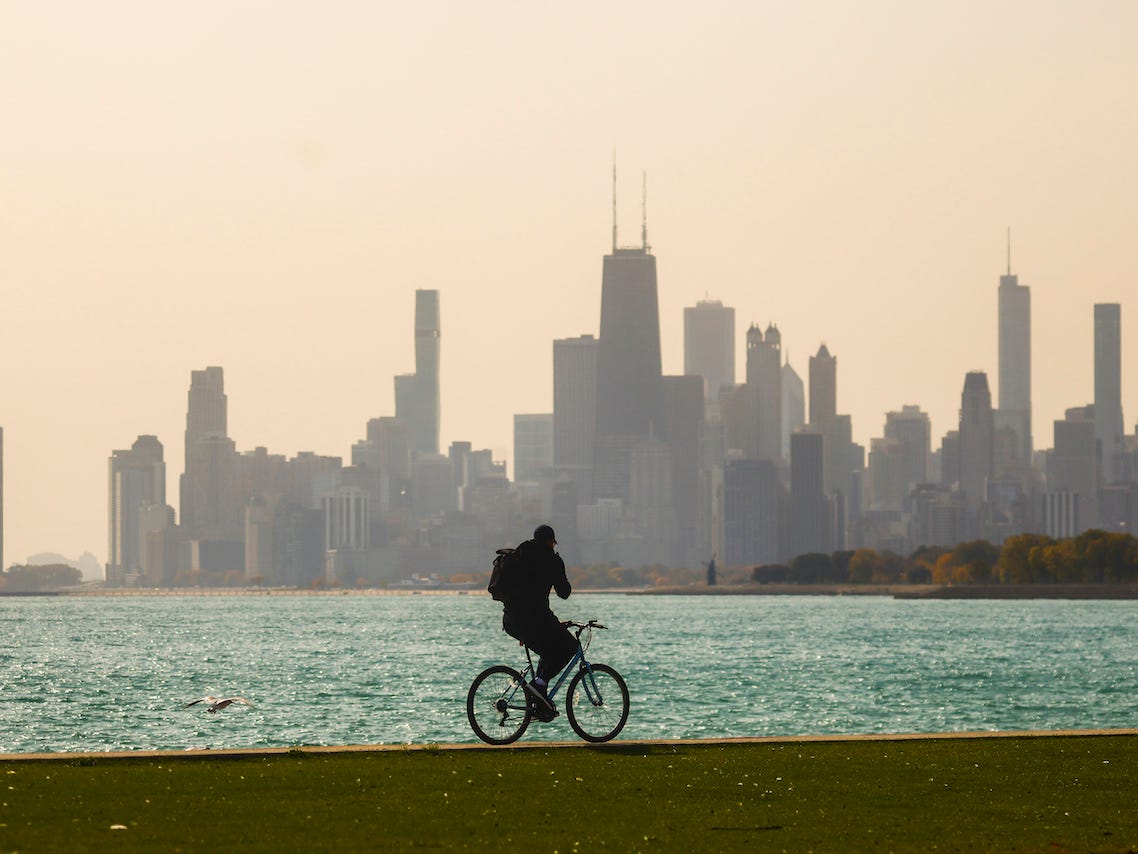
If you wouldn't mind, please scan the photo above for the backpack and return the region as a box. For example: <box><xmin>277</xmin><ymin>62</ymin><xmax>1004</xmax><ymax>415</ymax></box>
<box><xmin>487</xmin><ymin>548</ymin><xmax>520</xmax><ymax>602</ymax></box>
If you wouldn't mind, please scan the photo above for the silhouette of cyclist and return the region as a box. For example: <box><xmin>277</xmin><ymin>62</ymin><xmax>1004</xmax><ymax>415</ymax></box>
<box><xmin>500</xmin><ymin>524</ymin><xmax>574</xmax><ymax>722</ymax></box>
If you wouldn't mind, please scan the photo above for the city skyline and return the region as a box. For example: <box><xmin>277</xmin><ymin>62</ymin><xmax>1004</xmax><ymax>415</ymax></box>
<box><xmin>2</xmin><ymin>3</ymin><xmax>1137</xmax><ymax>565</ymax></box>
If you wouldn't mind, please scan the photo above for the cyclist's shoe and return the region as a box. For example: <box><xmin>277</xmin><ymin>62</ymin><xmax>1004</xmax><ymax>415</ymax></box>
<box><xmin>531</xmin><ymin>699</ymin><xmax>558</xmax><ymax>723</ymax></box>
<box><xmin>528</xmin><ymin>682</ymin><xmax>558</xmax><ymax>723</ymax></box>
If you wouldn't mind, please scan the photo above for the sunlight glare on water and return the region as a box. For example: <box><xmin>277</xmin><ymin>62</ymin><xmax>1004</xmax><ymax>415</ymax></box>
<box><xmin>1</xmin><ymin>592</ymin><xmax>1135</xmax><ymax>753</ymax></box>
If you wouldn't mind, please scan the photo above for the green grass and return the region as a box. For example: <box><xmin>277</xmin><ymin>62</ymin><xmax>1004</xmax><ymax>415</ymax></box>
<box><xmin>2</xmin><ymin>735</ymin><xmax>1136</xmax><ymax>852</ymax></box>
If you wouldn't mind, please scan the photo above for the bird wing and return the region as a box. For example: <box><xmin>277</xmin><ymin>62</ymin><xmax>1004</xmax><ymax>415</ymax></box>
<box><xmin>183</xmin><ymin>696</ymin><xmax>218</xmax><ymax>708</ymax></box>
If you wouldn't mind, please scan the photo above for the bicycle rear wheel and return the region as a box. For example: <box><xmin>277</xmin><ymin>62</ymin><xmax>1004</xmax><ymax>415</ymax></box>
<box><xmin>467</xmin><ymin>665</ymin><xmax>532</xmax><ymax>745</ymax></box>
<box><xmin>565</xmin><ymin>663</ymin><xmax>629</xmax><ymax>743</ymax></box>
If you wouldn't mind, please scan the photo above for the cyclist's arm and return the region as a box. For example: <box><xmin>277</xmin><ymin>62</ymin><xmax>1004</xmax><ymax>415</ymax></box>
<box><xmin>552</xmin><ymin>553</ymin><xmax>571</xmax><ymax>599</ymax></box>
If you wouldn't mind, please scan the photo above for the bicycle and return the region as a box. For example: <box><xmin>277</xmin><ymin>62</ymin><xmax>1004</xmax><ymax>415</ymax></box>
<box><xmin>466</xmin><ymin>619</ymin><xmax>630</xmax><ymax>745</ymax></box>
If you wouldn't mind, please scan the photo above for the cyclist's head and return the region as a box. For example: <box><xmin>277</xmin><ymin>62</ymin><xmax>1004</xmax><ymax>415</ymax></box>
<box><xmin>533</xmin><ymin>524</ymin><xmax>557</xmax><ymax>546</ymax></box>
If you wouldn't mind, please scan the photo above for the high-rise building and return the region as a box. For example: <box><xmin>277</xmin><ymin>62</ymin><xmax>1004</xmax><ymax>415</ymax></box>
<box><xmin>886</xmin><ymin>405</ymin><xmax>930</xmax><ymax>498</ymax></box>
<box><xmin>940</xmin><ymin>430</ymin><xmax>961</xmax><ymax>490</ymax></box>
<box><xmin>958</xmin><ymin>371</ymin><xmax>995</xmax><ymax>515</ymax></box>
<box><xmin>781</xmin><ymin>359</ymin><xmax>805</xmax><ymax>461</ymax></box>
<box><xmin>997</xmin><ymin>252</ymin><xmax>1032</xmax><ymax>465</ymax></box>
<box><xmin>790</xmin><ymin>431</ymin><xmax>828</xmax><ymax>559</ymax></box>
<box><xmin>108</xmin><ymin>435</ymin><xmax>166</xmax><ymax>584</ymax></box>
<box><xmin>809</xmin><ymin>344</ymin><xmax>837</xmax><ymax>425</ymax></box>
<box><xmin>411</xmin><ymin>454</ymin><xmax>457</xmax><ymax>518</ymax></box>
<box><xmin>184</xmin><ymin>366</ymin><xmax>226</xmax><ymax>459</ymax></box>
<box><xmin>684</xmin><ymin>299</ymin><xmax>735</xmax><ymax>402</ymax></box>
<box><xmin>1051</xmin><ymin>414</ymin><xmax>1098</xmax><ymax>532</ymax></box>
<box><xmin>513</xmin><ymin>414</ymin><xmax>553</xmax><ymax>483</ymax></box>
<box><xmin>723</xmin><ymin>458</ymin><xmax>780</xmax><ymax>566</ymax></box>
<box><xmin>593</xmin><ymin>182</ymin><xmax>662</xmax><ymax>502</ymax></box>
<box><xmin>745</xmin><ymin>323</ymin><xmax>782</xmax><ymax>463</ymax></box>
<box><xmin>179</xmin><ymin>367</ymin><xmax>239</xmax><ymax>535</ymax></box>
<box><xmin>660</xmin><ymin>374</ymin><xmax>704</xmax><ymax>563</ymax></box>
<box><xmin>395</xmin><ymin>289</ymin><xmax>441</xmax><ymax>456</ymax></box>
<box><xmin>1094</xmin><ymin>303</ymin><xmax>1124</xmax><ymax>482</ymax></box>
<box><xmin>553</xmin><ymin>334</ymin><xmax>597</xmax><ymax>468</ymax></box>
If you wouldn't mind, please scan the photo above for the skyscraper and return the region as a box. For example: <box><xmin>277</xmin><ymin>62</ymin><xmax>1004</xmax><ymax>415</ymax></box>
<box><xmin>869</xmin><ymin>406</ymin><xmax>931</xmax><ymax>509</ymax></box>
<box><xmin>997</xmin><ymin>250</ymin><xmax>1032</xmax><ymax>465</ymax></box>
<box><xmin>593</xmin><ymin>176</ymin><xmax>662</xmax><ymax>502</ymax></box>
<box><xmin>179</xmin><ymin>366</ymin><xmax>231</xmax><ymax>532</ymax></box>
<box><xmin>660</xmin><ymin>374</ymin><xmax>704</xmax><ymax>564</ymax></box>
<box><xmin>958</xmin><ymin>371</ymin><xmax>995</xmax><ymax>514</ymax></box>
<box><xmin>745</xmin><ymin>323</ymin><xmax>782</xmax><ymax>463</ymax></box>
<box><xmin>809</xmin><ymin>344</ymin><xmax>836</xmax><ymax>426</ymax></box>
<box><xmin>790</xmin><ymin>431</ymin><xmax>828</xmax><ymax>558</ymax></box>
<box><xmin>108</xmin><ymin>435</ymin><xmax>166</xmax><ymax>584</ymax></box>
<box><xmin>553</xmin><ymin>334</ymin><xmax>597</xmax><ymax>468</ymax></box>
<box><xmin>684</xmin><ymin>299</ymin><xmax>735</xmax><ymax>402</ymax></box>
<box><xmin>1051</xmin><ymin>414</ymin><xmax>1098</xmax><ymax>532</ymax></box>
<box><xmin>781</xmin><ymin>358</ymin><xmax>805</xmax><ymax>461</ymax></box>
<box><xmin>395</xmin><ymin>289</ymin><xmax>441</xmax><ymax>456</ymax></box>
<box><xmin>1094</xmin><ymin>303</ymin><xmax>1124</xmax><ymax>482</ymax></box>
<box><xmin>513</xmin><ymin>414</ymin><xmax>553</xmax><ymax>483</ymax></box>
<box><xmin>184</xmin><ymin>366</ymin><xmax>226</xmax><ymax>462</ymax></box>
<box><xmin>723</xmin><ymin>458</ymin><xmax>779</xmax><ymax>566</ymax></box>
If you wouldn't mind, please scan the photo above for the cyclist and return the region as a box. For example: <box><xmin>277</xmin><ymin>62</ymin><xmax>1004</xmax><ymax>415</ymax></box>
<box><xmin>500</xmin><ymin>524</ymin><xmax>574</xmax><ymax>722</ymax></box>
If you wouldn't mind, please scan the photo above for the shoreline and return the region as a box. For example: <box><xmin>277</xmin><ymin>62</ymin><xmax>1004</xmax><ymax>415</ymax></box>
<box><xmin>6</xmin><ymin>582</ymin><xmax>1138</xmax><ymax>600</ymax></box>
<box><xmin>3</xmin><ymin>727</ymin><xmax>1137</xmax><ymax>763</ymax></box>
<box><xmin>640</xmin><ymin>582</ymin><xmax>1138</xmax><ymax>599</ymax></box>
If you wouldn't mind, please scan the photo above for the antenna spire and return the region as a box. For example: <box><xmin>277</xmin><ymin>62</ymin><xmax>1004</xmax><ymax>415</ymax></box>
<box><xmin>1006</xmin><ymin>227</ymin><xmax>1012</xmax><ymax>276</ymax></box>
<box><xmin>612</xmin><ymin>153</ymin><xmax>618</xmax><ymax>253</ymax></box>
<box><xmin>641</xmin><ymin>171</ymin><xmax>649</xmax><ymax>251</ymax></box>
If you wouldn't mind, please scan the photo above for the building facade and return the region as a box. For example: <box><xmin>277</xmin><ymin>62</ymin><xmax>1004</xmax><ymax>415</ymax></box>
<box><xmin>998</xmin><ymin>265</ymin><xmax>1032</xmax><ymax>465</ymax></box>
<box><xmin>1094</xmin><ymin>303</ymin><xmax>1124</xmax><ymax>482</ymax></box>
<box><xmin>684</xmin><ymin>299</ymin><xmax>735</xmax><ymax>403</ymax></box>
<box><xmin>395</xmin><ymin>289</ymin><xmax>441</xmax><ymax>456</ymax></box>
<box><xmin>553</xmin><ymin>334</ymin><xmax>597</xmax><ymax>468</ymax></box>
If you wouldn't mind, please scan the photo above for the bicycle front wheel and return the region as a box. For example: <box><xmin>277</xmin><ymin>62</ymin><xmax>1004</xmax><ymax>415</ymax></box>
<box><xmin>467</xmin><ymin>665</ymin><xmax>532</xmax><ymax>745</ymax></box>
<box><xmin>565</xmin><ymin>663</ymin><xmax>629</xmax><ymax>743</ymax></box>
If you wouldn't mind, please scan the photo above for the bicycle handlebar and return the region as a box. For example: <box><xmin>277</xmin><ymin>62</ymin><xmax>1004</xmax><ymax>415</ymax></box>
<box><xmin>562</xmin><ymin>619</ymin><xmax>607</xmax><ymax>631</ymax></box>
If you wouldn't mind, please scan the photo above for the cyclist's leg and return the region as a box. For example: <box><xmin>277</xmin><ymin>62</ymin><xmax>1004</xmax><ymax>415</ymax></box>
<box><xmin>531</xmin><ymin>612</ymin><xmax>577</xmax><ymax>683</ymax></box>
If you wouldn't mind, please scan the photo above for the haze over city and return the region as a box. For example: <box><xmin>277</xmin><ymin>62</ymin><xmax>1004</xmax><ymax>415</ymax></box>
<box><xmin>2</xmin><ymin>2</ymin><xmax>1136</xmax><ymax>567</ymax></box>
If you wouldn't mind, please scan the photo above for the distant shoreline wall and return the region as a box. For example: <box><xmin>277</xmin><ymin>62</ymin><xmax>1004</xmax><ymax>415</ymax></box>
<box><xmin>7</xmin><ymin>582</ymin><xmax>1138</xmax><ymax>599</ymax></box>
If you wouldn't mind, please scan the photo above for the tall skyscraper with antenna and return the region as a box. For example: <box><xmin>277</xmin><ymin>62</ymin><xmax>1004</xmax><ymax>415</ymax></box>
<box><xmin>593</xmin><ymin>167</ymin><xmax>662</xmax><ymax>502</ymax></box>
<box><xmin>997</xmin><ymin>231</ymin><xmax>1032</xmax><ymax>466</ymax></box>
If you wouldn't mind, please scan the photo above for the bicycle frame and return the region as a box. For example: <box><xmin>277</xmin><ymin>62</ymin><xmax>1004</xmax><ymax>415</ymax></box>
<box><xmin>517</xmin><ymin>622</ymin><xmax>605</xmax><ymax>706</ymax></box>
<box><xmin>519</xmin><ymin>641</ymin><xmax>585</xmax><ymax>703</ymax></box>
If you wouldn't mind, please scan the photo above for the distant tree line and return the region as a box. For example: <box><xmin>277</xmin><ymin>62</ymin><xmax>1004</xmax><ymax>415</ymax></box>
<box><xmin>0</xmin><ymin>564</ymin><xmax>82</xmax><ymax>592</ymax></box>
<box><xmin>752</xmin><ymin>530</ymin><xmax>1138</xmax><ymax>586</ymax></box>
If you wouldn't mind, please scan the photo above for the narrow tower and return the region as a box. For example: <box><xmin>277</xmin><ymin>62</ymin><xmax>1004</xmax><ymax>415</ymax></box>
<box><xmin>997</xmin><ymin>231</ymin><xmax>1032</xmax><ymax>465</ymax></box>
<box><xmin>1094</xmin><ymin>303</ymin><xmax>1124</xmax><ymax>482</ymax></box>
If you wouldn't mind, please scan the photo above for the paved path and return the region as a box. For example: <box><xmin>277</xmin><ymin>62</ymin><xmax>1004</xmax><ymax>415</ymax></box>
<box><xmin>3</xmin><ymin>728</ymin><xmax>1136</xmax><ymax>763</ymax></box>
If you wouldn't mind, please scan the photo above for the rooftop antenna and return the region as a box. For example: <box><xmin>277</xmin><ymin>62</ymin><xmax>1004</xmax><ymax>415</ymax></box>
<box><xmin>1006</xmin><ymin>227</ymin><xmax>1012</xmax><ymax>276</ymax></box>
<box><xmin>612</xmin><ymin>153</ymin><xmax>618</xmax><ymax>253</ymax></box>
<box><xmin>641</xmin><ymin>171</ymin><xmax>649</xmax><ymax>251</ymax></box>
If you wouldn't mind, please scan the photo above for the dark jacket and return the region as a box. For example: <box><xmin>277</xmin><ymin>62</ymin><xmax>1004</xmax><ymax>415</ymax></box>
<box><xmin>502</xmin><ymin>538</ymin><xmax>571</xmax><ymax>611</ymax></box>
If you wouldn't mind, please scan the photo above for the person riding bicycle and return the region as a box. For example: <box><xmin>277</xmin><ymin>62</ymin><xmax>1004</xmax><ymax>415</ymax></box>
<box><xmin>500</xmin><ymin>524</ymin><xmax>575</xmax><ymax>722</ymax></box>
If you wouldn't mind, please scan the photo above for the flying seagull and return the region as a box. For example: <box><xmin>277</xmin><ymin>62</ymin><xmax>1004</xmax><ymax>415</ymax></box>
<box><xmin>184</xmin><ymin>696</ymin><xmax>255</xmax><ymax>713</ymax></box>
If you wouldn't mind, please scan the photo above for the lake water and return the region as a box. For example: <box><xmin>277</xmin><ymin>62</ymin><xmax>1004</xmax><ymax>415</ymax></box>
<box><xmin>2</xmin><ymin>592</ymin><xmax>1135</xmax><ymax>753</ymax></box>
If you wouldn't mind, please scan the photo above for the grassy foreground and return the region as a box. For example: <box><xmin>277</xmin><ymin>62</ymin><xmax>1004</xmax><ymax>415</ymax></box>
<box><xmin>1</xmin><ymin>735</ymin><xmax>1136</xmax><ymax>852</ymax></box>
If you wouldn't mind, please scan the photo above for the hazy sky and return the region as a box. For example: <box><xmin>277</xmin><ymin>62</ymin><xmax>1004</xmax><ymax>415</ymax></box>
<box><xmin>2</xmin><ymin>2</ymin><xmax>1136</xmax><ymax>566</ymax></box>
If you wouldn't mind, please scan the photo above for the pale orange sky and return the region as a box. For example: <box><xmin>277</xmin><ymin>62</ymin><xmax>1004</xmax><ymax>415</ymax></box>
<box><xmin>1</xmin><ymin>2</ymin><xmax>1135</xmax><ymax>566</ymax></box>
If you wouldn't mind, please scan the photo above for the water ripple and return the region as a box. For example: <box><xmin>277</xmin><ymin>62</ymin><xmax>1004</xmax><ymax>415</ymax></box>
<box><xmin>0</xmin><ymin>593</ymin><xmax>1135</xmax><ymax>752</ymax></box>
